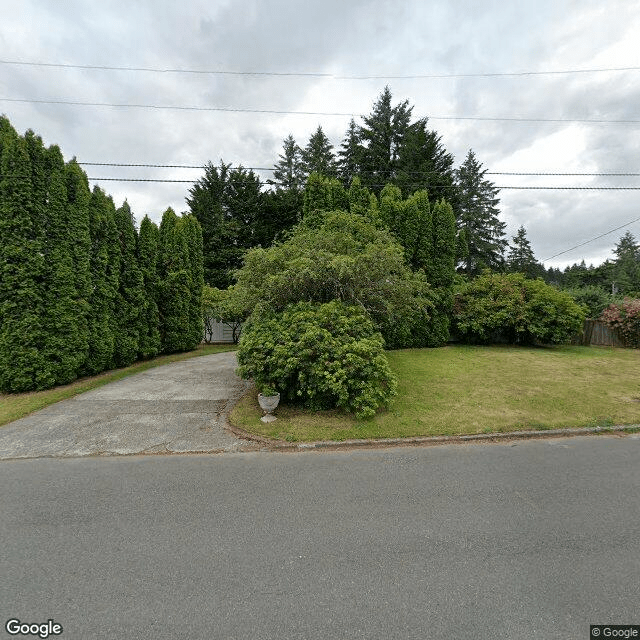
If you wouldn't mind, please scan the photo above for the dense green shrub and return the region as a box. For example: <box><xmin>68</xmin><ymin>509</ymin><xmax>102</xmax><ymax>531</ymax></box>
<box><xmin>453</xmin><ymin>272</ymin><xmax>586</xmax><ymax>345</ymax></box>
<box><xmin>234</xmin><ymin>209</ymin><xmax>442</xmax><ymax>348</ymax></box>
<box><xmin>600</xmin><ymin>298</ymin><xmax>640</xmax><ymax>348</ymax></box>
<box><xmin>564</xmin><ymin>285</ymin><xmax>622</xmax><ymax>319</ymax></box>
<box><xmin>236</xmin><ymin>301</ymin><xmax>397</xmax><ymax>418</ymax></box>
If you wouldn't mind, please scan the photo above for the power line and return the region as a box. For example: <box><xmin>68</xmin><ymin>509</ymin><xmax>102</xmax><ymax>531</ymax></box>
<box><xmin>77</xmin><ymin>162</ymin><xmax>640</xmax><ymax>177</ymax></box>
<box><xmin>2</xmin><ymin>174</ymin><xmax>639</xmax><ymax>189</ymax></box>
<box><xmin>2</xmin><ymin>58</ymin><xmax>639</xmax><ymax>79</ymax></box>
<box><xmin>487</xmin><ymin>172</ymin><xmax>640</xmax><ymax>177</ymax></box>
<box><xmin>1</xmin><ymin>97</ymin><xmax>638</xmax><ymax>124</ymax></box>
<box><xmin>542</xmin><ymin>216</ymin><xmax>640</xmax><ymax>261</ymax></box>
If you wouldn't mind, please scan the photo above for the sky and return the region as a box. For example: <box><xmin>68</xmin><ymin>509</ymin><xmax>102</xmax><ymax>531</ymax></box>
<box><xmin>1</xmin><ymin>0</ymin><xmax>639</xmax><ymax>269</ymax></box>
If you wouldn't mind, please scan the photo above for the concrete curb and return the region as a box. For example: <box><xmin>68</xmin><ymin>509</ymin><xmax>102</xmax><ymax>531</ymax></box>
<box><xmin>227</xmin><ymin>423</ymin><xmax>640</xmax><ymax>452</ymax></box>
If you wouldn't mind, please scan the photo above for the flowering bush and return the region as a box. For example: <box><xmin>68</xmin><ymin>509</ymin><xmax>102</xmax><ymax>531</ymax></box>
<box><xmin>600</xmin><ymin>298</ymin><xmax>640</xmax><ymax>348</ymax></box>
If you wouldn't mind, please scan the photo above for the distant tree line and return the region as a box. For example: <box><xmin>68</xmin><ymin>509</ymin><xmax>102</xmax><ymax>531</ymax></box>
<box><xmin>0</xmin><ymin>116</ymin><xmax>203</xmax><ymax>393</ymax></box>
<box><xmin>188</xmin><ymin>87</ymin><xmax>509</xmax><ymax>289</ymax></box>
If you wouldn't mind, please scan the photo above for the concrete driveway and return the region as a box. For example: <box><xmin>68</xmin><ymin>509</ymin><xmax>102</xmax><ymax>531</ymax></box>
<box><xmin>0</xmin><ymin>352</ymin><xmax>259</xmax><ymax>460</ymax></box>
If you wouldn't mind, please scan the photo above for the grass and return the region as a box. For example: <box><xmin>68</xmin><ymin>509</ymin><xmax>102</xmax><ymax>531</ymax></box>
<box><xmin>230</xmin><ymin>344</ymin><xmax>640</xmax><ymax>442</ymax></box>
<box><xmin>0</xmin><ymin>343</ymin><xmax>237</xmax><ymax>427</ymax></box>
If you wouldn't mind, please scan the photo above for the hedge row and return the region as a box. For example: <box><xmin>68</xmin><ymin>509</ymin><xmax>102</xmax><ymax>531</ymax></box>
<box><xmin>0</xmin><ymin>116</ymin><xmax>203</xmax><ymax>393</ymax></box>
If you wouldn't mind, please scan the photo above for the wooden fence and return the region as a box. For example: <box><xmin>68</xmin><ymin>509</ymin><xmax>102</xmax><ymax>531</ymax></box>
<box><xmin>579</xmin><ymin>319</ymin><xmax>625</xmax><ymax>347</ymax></box>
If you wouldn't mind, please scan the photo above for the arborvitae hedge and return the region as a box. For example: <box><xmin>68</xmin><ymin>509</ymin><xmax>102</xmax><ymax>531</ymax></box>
<box><xmin>42</xmin><ymin>145</ymin><xmax>87</xmax><ymax>385</ymax></box>
<box><xmin>137</xmin><ymin>215</ymin><xmax>162</xmax><ymax>359</ymax></box>
<box><xmin>85</xmin><ymin>187</ymin><xmax>119</xmax><ymax>375</ymax></box>
<box><xmin>0</xmin><ymin>121</ymin><xmax>49</xmax><ymax>391</ymax></box>
<box><xmin>113</xmin><ymin>201</ymin><xmax>145</xmax><ymax>367</ymax></box>
<box><xmin>181</xmin><ymin>214</ymin><xmax>205</xmax><ymax>351</ymax></box>
<box><xmin>0</xmin><ymin>117</ymin><xmax>208</xmax><ymax>392</ymax></box>
<box><xmin>158</xmin><ymin>208</ymin><xmax>191</xmax><ymax>353</ymax></box>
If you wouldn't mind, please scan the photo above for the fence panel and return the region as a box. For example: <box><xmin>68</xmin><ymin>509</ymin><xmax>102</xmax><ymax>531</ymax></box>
<box><xmin>582</xmin><ymin>319</ymin><xmax>625</xmax><ymax>347</ymax></box>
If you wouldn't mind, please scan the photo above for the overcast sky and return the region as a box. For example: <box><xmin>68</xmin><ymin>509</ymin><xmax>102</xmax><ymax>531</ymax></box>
<box><xmin>1</xmin><ymin>0</ymin><xmax>639</xmax><ymax>269</ymax></box>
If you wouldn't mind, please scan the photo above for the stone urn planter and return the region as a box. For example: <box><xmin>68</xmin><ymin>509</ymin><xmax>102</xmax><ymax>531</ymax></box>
<box><xmin>258</xmin><ymin>392</ymin><xmax>280</xmax><ymax>423</ymax></box>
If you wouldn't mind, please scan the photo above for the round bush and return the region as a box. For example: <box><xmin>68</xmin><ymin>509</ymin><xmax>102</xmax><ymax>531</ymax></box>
<box><xmin>453</xmin><ymin>272</ymin><xmax>586</xmax><ymax>345</ymax></box>
<box><xmin>236</xmin><ymin>300</ymin><xmax>397</xmax><ymax>418</ymax></box>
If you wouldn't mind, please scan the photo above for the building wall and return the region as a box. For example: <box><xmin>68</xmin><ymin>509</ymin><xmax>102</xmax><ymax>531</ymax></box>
<box><xmin>203</xmin><ymin>320</ymin><xmax>236</xmax><ymax>343</ymax></box>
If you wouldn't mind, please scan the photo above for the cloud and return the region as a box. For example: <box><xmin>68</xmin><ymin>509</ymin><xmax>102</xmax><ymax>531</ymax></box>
<box><xmin>1</xmin><ymin>0</ymin><xmax>638</xmax><ymax>266</ymax></box>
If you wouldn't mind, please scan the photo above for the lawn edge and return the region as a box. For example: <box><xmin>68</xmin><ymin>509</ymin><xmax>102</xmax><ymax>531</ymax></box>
<box><xmin>227</xmin><ymin>422</ymin><xmax>640</xmax><ymax>452</ymax></box>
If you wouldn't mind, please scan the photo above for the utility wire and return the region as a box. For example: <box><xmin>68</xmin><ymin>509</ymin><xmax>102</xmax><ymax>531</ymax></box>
<box><xmin>1</xmin><ymin>97</ymin><xmax>637</xmax><ymax>124</ymax></box>
<box><xmin>2</xmin><ymin>174</ymin><xmax>639</xmax><ymax>189</ymax></box>
<box><xmin>542</xmin><ymin>216</ymin><xmax>640</xmax><ymax>261</ymax></box>
<box><xmin>1</xmin><ymin>58</ymin><xmax>638</xmax><ymax>79</ymax></box>
<box><xmin>77</xmin><ymin>163</ymin><xmax>640</xmax><ymax>177</ymax></box>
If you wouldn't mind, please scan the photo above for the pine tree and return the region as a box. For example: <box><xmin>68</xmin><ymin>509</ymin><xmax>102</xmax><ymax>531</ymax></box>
<box><xmin>338</xmin><ymin>118</ymin><xmax>362</xmax><ymax>187</ymax></box>
<box><xmin>301</xmin><ymin>125</ymin><xmax>337</xmax><ymax>177</ymax></box>
<box><xmin>181</xmin><ymin>214</ymin><xmax>205</xmax><ymax>350</ymax></box>
<box><xmin>396</xmin><ymin>119</ymin><xmax>457</xmax><ymax>208</ymax></box>
<box><xmin>456</xmin><ymin>149</ymin><xmax>507</xmax><ymax>275</ymax></box>
<box><xmin>85</xmin><ymin>187</ymin><xmax>119</xmax><ymax>375</ymax></box>
<box><xmin>137</xmin><ymin>215</ymin><xmax>161</xmax><ymax>358</ymax></box>
<box><xmin>187</xmin><ymin>162</ymin><xmax>262</xmax><ymax>288</ymax></box>
<box><xmin>254</xmin><ymin>188</ymin><xmax>302</xmax><ymax>247</ymax></box>
<box><xmin>113</xmin><ymin>201</ymin><xmax>145</xmax><ymax>367</ymax></box>
<box><xmin>612</xmin><ymin>231</ymin><xmax>640</xmax><ymax>293</ymax></box>
<box><xmin>507</xmin><ymin>226</ymin><xmax>541</xmax><ymax>279</ymax></box>
<box><xmin>157</xmin><ymin>208</ymin><xmax>191</xmax><ymax>353</ymax></box>
<box><xmin>358</xmin><ymin>86</ymin><xmax>413</xmax><ymax>193</ymax></box>
<box><xmin>0</xmin><ymin>122</ymin><xmax>50</xmax><ymax>391</ymax></box>
<box><xmin>272</xmin><ymin>135</ymin><xmax>305</xmax><ymax>191</ymax></box>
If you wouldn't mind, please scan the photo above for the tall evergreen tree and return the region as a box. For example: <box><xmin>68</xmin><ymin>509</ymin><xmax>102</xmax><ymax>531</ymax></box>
<box><xmin>186</xmin><ymin>161</ymin><xmax>262</xmax><ymax>288</ymax></box>
<box><xmin>612</xmin><ymin>231</ymin><xmax>640</xmax><ymax>293</ymax></box>
<box><xmin>157</xmin><ymin>208</ymin><xmax>191</xmax><ymax>353</ymax></box>
<box><xmin>254</xmin><ymin>188</ymin><xmax>302</xmax><ymax>247</ymax></box>
<box><xmin>40</xmin><ymin>144</ymin><xmax>86</xmax><ymax>385</ymax></box>
<box><xmin>64</xmin><ymin>158</ymin><xmax>92</xmax><ymax>369</ymax></box>
<box><xmin>0</xmin><ymin>122</ymin><xmax>50</xmax><ymax>391</ymax></box>
<box><xmin>301</xmin><ymin>125</ymin><xmax>337</xmax><ymax>177</ymax></box>
<box><xmin>358</xmin><ymin>86</ymin><xmax>413</xmax><ymax>193</ymax></box>
<box><xmin>430</xmin><ymin>199</ymin><xmax>457</xmax><ymax>290</ymax></box>
<box><xmin>396</xmin><ymin>119</ymin><xmax>457</xmax><ymax>208</ymax></box>
<box><xmin>302</xmin><ymin>173</ymin><xmax>347</xmax><ymax>225</ymax></box>
<box><xmin>456</xmin><ymin>149</ymin><xmax>506</xmax><ymax>275</ymax></box>
<box><xmin>347</xmin><ymin>176</ymin><xmax>373</xmax><ymax>219</ymax></box>
<box><xmin>379</xmin><ymin>184</ymin><xmax>418</xmax><ymax>266</ymax></box>
<box><xmin>85</xmin><ymin>187</ymin><xmax>119</xmax><ymax>375</ymax></box>
<box><xmin>507</xmin><ymin>225</ymin><xmax>542</xmax><ymax>279</ymax></box>
<box><xmin>272</xmin><ymin>135</ymin><xmax>305</xmax><ymax>191</ymax></box>
<box><xmin>181</xmin><ymin>214</ymin><xmax>205</xmax><ymax>350</ymax></box>
<box><xmin>113</xmin><ymin>201</ymin><xmax>145</xmax><ymax>367</ymax></box>
<box><xmin>338</xmin><ymin>118</ymin><xmax>362</xmax><ymax>187</ymax></box>
<box><xmin>137</xmin><ymin>215</ymin><xmax>162</xmax><ymax>358</ymax></box>
<box><xmin>429</xmin><ymin>198</ymin><xmax>457</xmax><ymax>345</ymax></box>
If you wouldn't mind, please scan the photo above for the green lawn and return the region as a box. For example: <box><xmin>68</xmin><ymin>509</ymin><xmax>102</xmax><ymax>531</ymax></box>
<box><xmin>230</xmin><ymin>345</ymin><xmax>640</xmax><ymax>442</ymax></box>
<box><xmin>0</xmin><ymin>343</ymin><xmax>237</xmax><ymax>427</ymax></box>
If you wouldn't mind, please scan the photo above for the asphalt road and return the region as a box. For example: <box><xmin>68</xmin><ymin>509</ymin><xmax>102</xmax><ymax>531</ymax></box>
<box><xmin>1</xmin><ymin>436</ymin><xmax>639</xmax><ymax>640</ymax></box>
